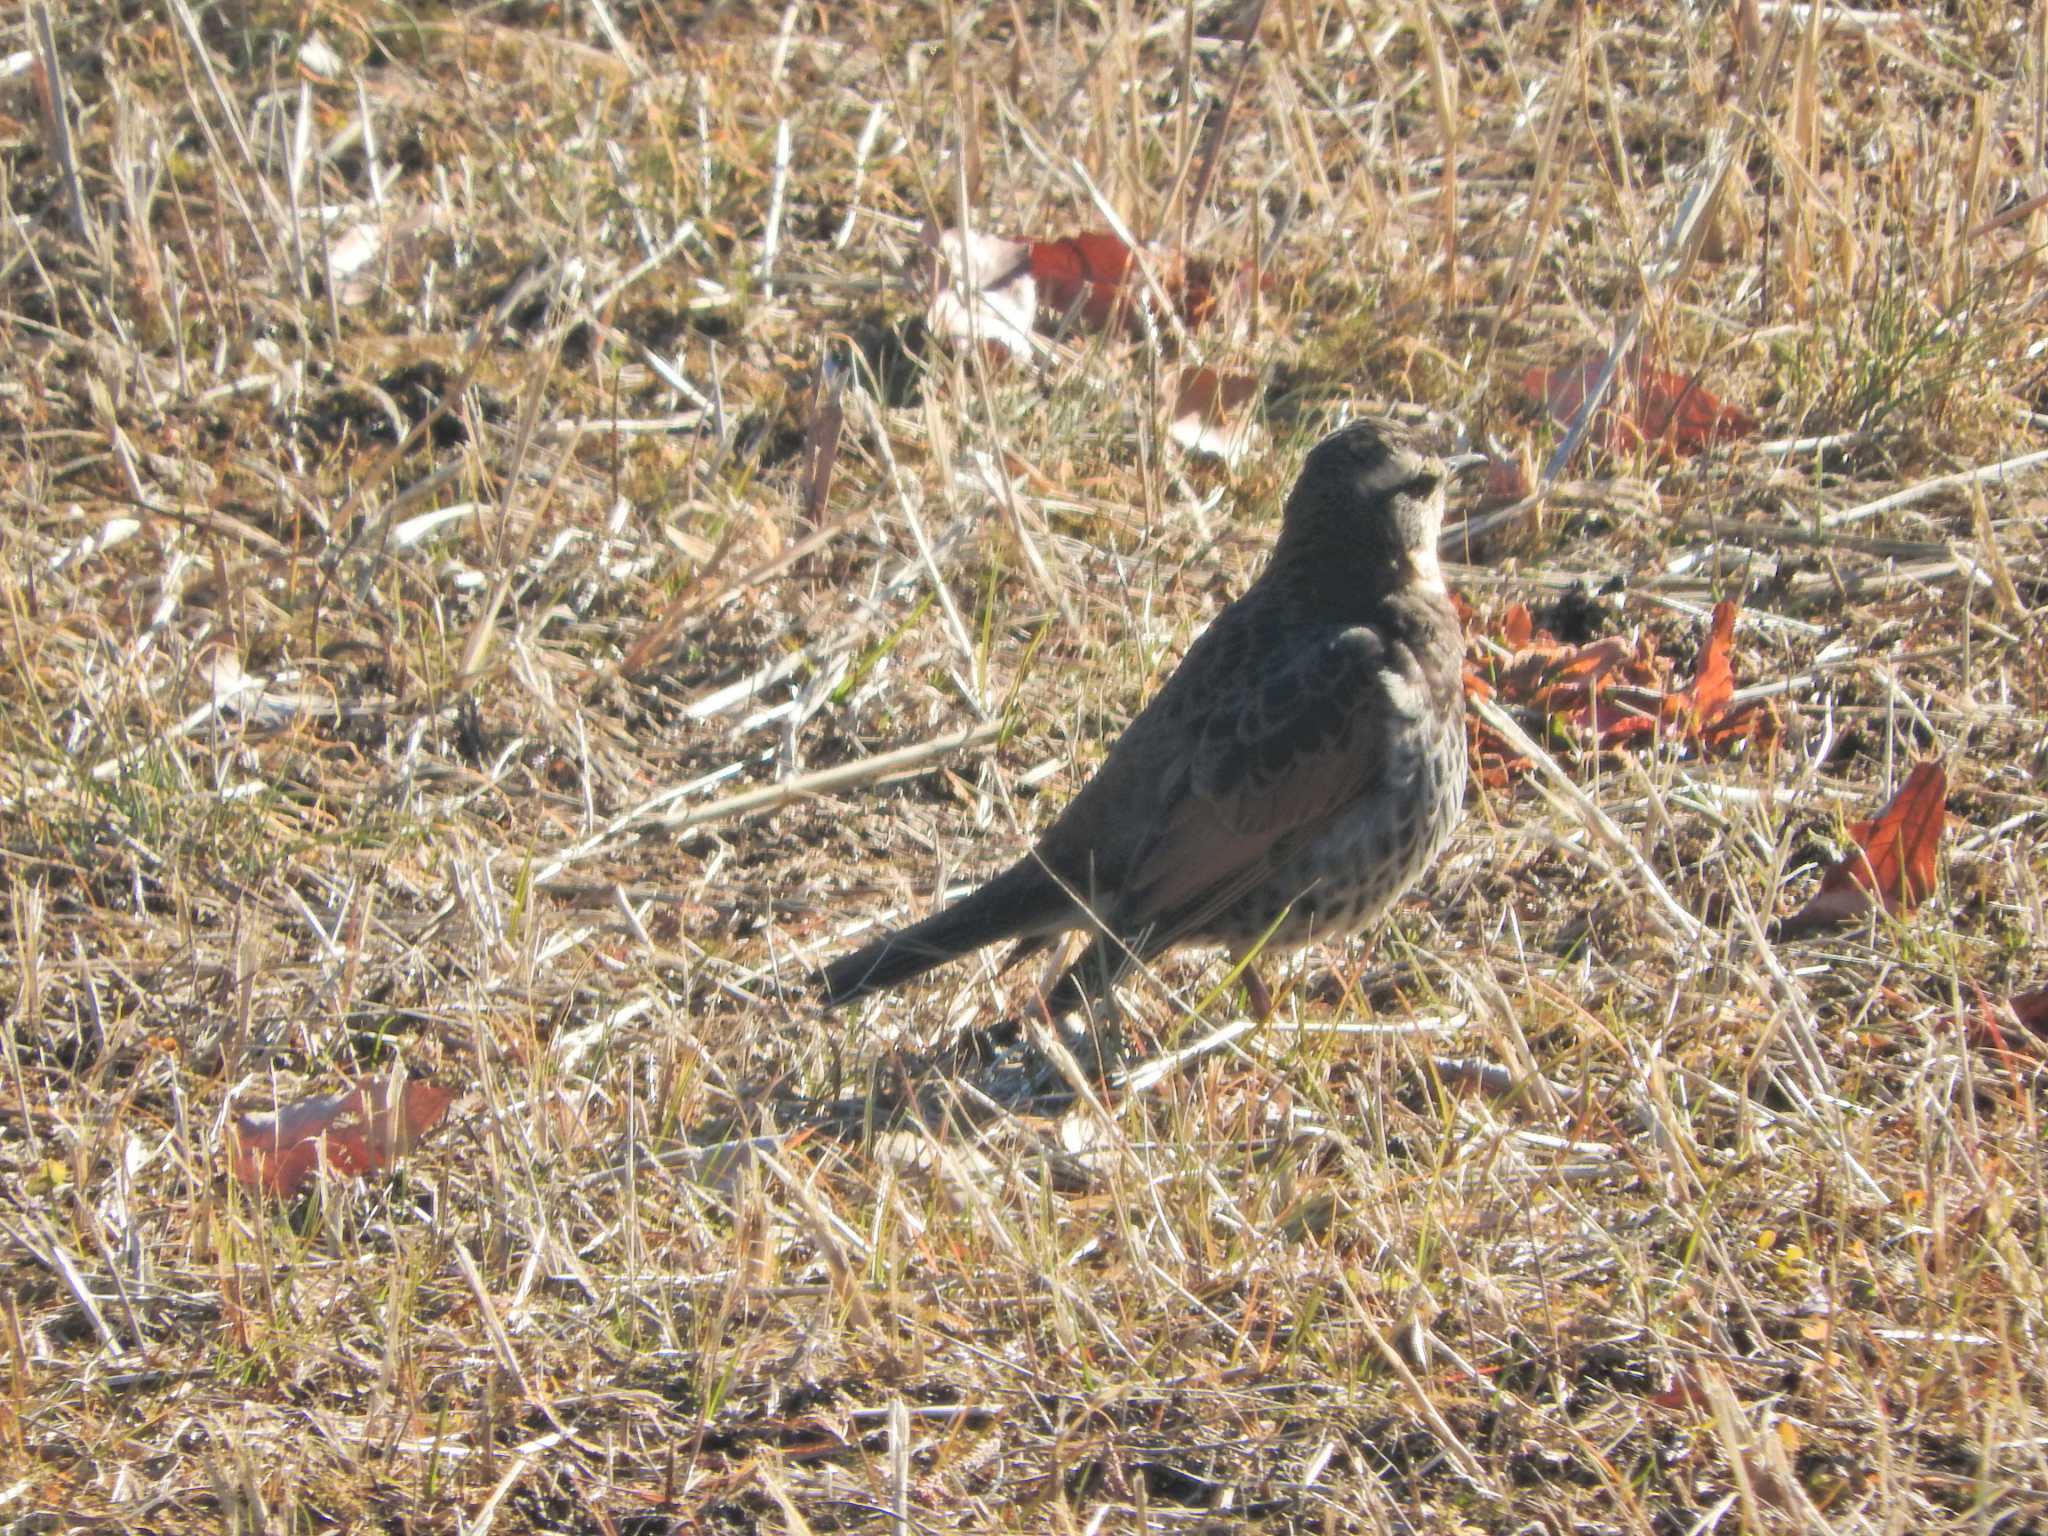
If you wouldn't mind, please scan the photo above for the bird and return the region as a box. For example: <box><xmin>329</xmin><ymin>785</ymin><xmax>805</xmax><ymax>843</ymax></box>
<box><xmin>817</xmin><ymin>417</ymin><xmax>1482</xmax><ymax>1025</ymax></box>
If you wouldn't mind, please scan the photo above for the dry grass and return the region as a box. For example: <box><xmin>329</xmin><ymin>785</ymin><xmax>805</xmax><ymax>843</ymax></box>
<box><xmin>4</xmin><ymin>2</ymin><xmax>2048</xmax><ymax>1531</ymax></box>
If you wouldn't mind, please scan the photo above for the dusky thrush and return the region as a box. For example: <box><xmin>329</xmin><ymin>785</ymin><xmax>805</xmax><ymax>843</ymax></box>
<box><xmin>818</xmin><ymin>418</ymin><xmax>1479</xmax><ymax>1019</ymax></box>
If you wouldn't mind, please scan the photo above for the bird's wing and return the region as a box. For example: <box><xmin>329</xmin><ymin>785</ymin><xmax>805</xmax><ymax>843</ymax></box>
<box><xmin>1054</xmin><ymin>620</ymin><xmax>1416</xmax><ymax>951</ymax></box>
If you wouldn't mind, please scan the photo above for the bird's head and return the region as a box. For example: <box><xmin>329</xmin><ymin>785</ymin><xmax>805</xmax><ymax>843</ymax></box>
<box><xmin>1277</xmin><ymin>419</ymin><xmax>1486</xmax><ymax>595</ymax></box>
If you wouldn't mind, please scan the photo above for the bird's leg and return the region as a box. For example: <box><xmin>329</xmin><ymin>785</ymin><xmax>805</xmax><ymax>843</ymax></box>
<box><xmin>1241</xmin><ymin>965</ymin><xmax>1274</xmax><ymax>1023</ymax></box>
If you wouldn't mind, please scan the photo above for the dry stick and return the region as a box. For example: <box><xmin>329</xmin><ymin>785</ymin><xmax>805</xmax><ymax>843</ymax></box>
<box><xmin>1168</xmin><ymin>0</ymin><xmax>1267</xmax><ymax>252</ymax></box>
<box><xmin>1416</xmin><ymin>1</ymin><xmax>1459</xmax><ymax>295</ymax></box>
<box><xmin>1971</xmin><ymin>186</ymin><xmax>2048</xmax><ymax>239</ymax></box>
<box><xmin>453</xmin><ymin>1240</ymin><xmax>538</xmax><ymax>1404</ymax></box>
<box><xmin>71</xmin><ymin>1190</ymin><xmax>153</xmax><ymax>1361</ymax></box>
<box><xmin>8</xmin><ymin>1215</ymin><xmax>120</xmax><ymax>1354</ymax></box>
<box><xmin>465</xmin><ymin>1453</ymin><xmax>536</xmax><ymax>1536</ymax></box>
<box><xmin>31</xmin><ymin>5</ymin><xmax>92</xmax><ymax>247</ymax></box>
<box><xmin>858</xmin><ymin>391</ymin><xmax>987</xmax><ymax>715</ymax></box>
<box><xmin>1541</xmin><ymin>131</ymin><xmax>1737</xmax><ymax>486</ymax></box>
<box><xmin>1115</xmin><ymin>1017</ymin><xmax>1261</xmax><ymax>1095</ymax></box>
<box><xmin>321</xmin><ymin>321</ymin><xmax>505</xmax><ymax>589</ymax></box>
<box><xmin>533</xmin><ymin>719</ymin><xmax>1004</xmax><ymax>889</ymax></box>
<box><xmin>455</xmin><ymin>321</ymin><xmax>582</xmax><ymax>680</ymax></box>
<box><xmin>1468</xmin><ymin>695</ymin><xmax>1705</xmax><ymax>947</ymax></box>
<box><xmin>948</xmin><ymin>134</ymin><xmax>1078</xmax><ymax>635</ymax></box>
<box><xmin>163</xmin><ymin>0</ymin><xmax>291</xmax><ymax>232</ymax></box>
<box><xmin>887</xmin><ymin>1398</ymin><xmax>912</xmax><ymax>1536</ymax></box>
<box><xmin>1542</xmin><ymin>10</ymin><xmax>1796</xmax><ymax>482</ymax></box>
<box><xmin>1731</xmin><ymin>902</ymin><xmax>1888</xmax><ymax>1205</ymax></box>
<box><xmin>1338</xmin><ymin>1269</ymin><xmax>1500</xmax><ymax>1499</ymax></box>
<box><xmin>757</xmin><ymin>118</ymin><xmax>792</xmax><ymax>298</ymax></box>
<box><xmin>961</xmin><ymin>405</ymin><xmax>1079</xmax><ymax>633</ymax></box>
<box><xmin>618</xmin><ymin>502</ymin><xmax>854</xmax><ymax>679</ymax></box>
<box><xmin>1820</xmin><ymin>445</ymin><xmax>2048</xmax><ymax>527</ymax></box>
<box><xmin>1442</xmin><ymin>492</ymin><xmax>1542</xmax><ymax>559</ymax></box>
<box><xmin>584</xmin><ymin>0</ymin><xmax>644</xmax><ymax>75</ymax></box>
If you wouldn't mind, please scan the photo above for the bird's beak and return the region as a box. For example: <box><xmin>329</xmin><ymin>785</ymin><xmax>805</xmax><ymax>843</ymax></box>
<box><xmin>1443</xmin><ymin>451</ymin><xmax>1491</xmax><ymax>479</ymax></box>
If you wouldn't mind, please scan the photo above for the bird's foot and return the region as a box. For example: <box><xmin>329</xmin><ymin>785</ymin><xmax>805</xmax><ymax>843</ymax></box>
<box><xmin>1019</xmin><ymin>1007</ymin><xmax>1127</xmax><ymax>1095</ymax></box>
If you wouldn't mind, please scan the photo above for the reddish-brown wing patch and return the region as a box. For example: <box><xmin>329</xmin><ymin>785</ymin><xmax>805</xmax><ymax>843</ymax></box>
<box><xmin>1777</xmin><ymin>763</ymin><xmax>1948</xmax><ymax>939</ymax></box>
<box><xmin>1523</xmin><ymin>358</ymin><xmax>1757</xmax><ymax>457</ymax></box>
<box><xmin>229</xmin><ymin>1074</ymin><xmax>453</xmax><ymax>1196</ymax></box>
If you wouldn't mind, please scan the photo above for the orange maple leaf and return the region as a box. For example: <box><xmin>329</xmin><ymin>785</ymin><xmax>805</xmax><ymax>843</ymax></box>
<box><xmin>1776</xmin><ymin>763</ymin><xmax>1948</xmax><ymax>939</ymax></box>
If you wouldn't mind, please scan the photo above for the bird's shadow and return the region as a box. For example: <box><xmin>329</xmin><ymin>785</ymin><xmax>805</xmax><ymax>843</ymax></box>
<box><xmin>752</xmin><ymin>1005</ymin><xmax>1135</xmax><ymax>1144</ymax></box>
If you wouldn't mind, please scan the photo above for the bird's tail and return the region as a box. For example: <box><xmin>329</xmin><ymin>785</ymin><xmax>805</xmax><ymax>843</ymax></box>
<box><xmin>816</xmin><ymin>863</ymin><xmax>1069</xmax><ymax>1006</ymax></box>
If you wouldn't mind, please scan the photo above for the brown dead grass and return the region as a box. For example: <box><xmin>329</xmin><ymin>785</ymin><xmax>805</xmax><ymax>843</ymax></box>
<box><xmin>3</xmin><ymin>2</ymin><xmax>2048</xmax><ymax>1532</ymax></box>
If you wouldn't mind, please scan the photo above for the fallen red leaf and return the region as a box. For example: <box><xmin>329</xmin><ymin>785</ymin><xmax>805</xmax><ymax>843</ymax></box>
<box><xmin>1686</xmin><ymin>600</ymin><xmax>1737</xmax><ymax>728</ymax></box>
<box><xmin>1523</xmin><ymin>357</ymin><xmax>1757</xmax><ymax>458</ymax></box>
<box><xmin>1468</xmin><ymin>601</ymin><xmax>1777</xmax><ymax>779</ymax></box>
<box><xmin>1649</xmin><ymin>1370</ymin><xmax>1712</xmax><ymax>1412</ymax></box>
<box><xmin>1574</xmin><ymin>694</ymin><xmax>1660</xmax><ymax>741</ymax></box>
<box><xmin>1031</xmin><ymin>231</ymin><xmax>1138</xmax><ymax>330</ymax></box>
<box><xmin>1965</xmin><ymin>982</ymin><xmax>2048</xmax><ymax>1061</ymax></box>
<box><xmin>1541</xmin><ymin>636</ymin><xmax>1635</xmax><ymax>694</ymax></box>
<box><xmin>925</xmin><ymin>226</ymin><xmax>1260</xmax><ymax>354</ymax></box>
<box><xmin>1501</xmin><ymin>603</ymin><xmax>1535</xmax><ymax>650</ymax></box>
<box><xmin>1776</xmin><ymin>763</ymin><xmax>1948</xmax><ymax>939</ymax></box>
<box><xmin>229</xmin><ymin>1073</ymin><xmax>452</xmax><ymax>1196</ymax></box>
<box><xmin>1634</xmin><ymin>364</ymin><xmax>1758</xmax><ymax>451</ymax></box>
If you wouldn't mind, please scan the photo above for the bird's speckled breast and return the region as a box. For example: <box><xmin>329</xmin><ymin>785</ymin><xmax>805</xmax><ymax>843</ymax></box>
<box><xmin>1226</xmin><ymin>709</ymin><xmax>1466</xmax><ymax>947</ymax></box>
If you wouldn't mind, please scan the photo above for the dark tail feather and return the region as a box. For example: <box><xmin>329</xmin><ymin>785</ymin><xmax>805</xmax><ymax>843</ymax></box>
<box><xmin>816</xmin><ymin>863</ymin><xmax>1069</xmax><ymax>1006</ymax></box>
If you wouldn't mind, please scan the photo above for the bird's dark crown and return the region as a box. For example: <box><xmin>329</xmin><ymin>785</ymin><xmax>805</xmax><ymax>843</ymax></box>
<box><xmin>1275</xmin><ymin>419</ymin><xmax>1451</xmax><ymax>584</ymax></box>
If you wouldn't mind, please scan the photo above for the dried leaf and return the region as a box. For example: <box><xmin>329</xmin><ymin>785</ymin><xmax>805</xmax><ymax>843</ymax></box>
<box><xmin>2010</xmin><ymin>986</ymin><xmax>2048</xmax><ymax>1037</ymax></box>
<box><xmin>1633</xmin><ymin>364</ymin><xmax>1758</xmax><ymax>452</ymax></box>
<box><xmin>229</xmin><ymin>1073</ymin><xmax>453</xmax><ymax>1196</ymax></box>
<box><xmin>324</xmin><ymin>222</ymin><xmax>383</xmax><ymax>306</ymax></box>
<box><xmin>1649</xmin><ymin>1370</ymin><xmax>1712</xmax><ymax>1412</ymax></box>
<box><xmin>924</xmin><ymin>226</ymin><xmax>1254</xmax><ymax>352</ymax></box>
<box><xmin>1687</xmin><ymin>599</ymin><xmax>1738</xmax><ymax>729</ymax></box>
<box><xmin>1165</xmin><ymin>367</ymin><xmax>1262</xmax><ymax>464</ymax></box>
<box><xmin>925</xmin><ymin>228</ymin><xmax>1037</xmax><ymax>356</ymax></box>
<box><xmin>1501</xmin><ymin>603</ymin><xmax>1535</xmax><ymax>650</ymax></box>
<box><xmin>1523</xmin><ymin>357</ymin><xmax>1756</xmax><ymax>458</ymax></box>
<box><xmin>1031</xmin><ymin>231</ymin><xmax>1139</xmax><ymax>330</ymax></box>
<box><xmin>1777</xmin><ymin>763</ymin><xmax>1948</xmax><ymax>939</ymax></box>
<box><xmin>1482</xmin><ymin>456</ymin><xmax>1531</xmax><ymax>502</ymax></box>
